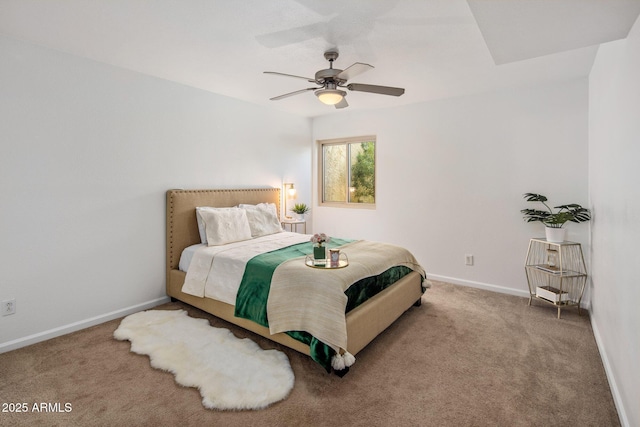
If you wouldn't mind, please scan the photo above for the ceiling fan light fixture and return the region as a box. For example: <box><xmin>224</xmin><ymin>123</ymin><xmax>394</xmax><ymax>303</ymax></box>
<box><xmin>315</xmin><ymin>89</ymin><xmax>346</xmax><ymax>105</ymax></box>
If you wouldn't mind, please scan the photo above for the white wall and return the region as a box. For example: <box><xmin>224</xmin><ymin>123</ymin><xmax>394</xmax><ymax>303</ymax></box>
<box><xmin>589</xmin><ymin>16</ymin><xmax>640</xmax><ymax>427</ymax></box>
<box><xmin>312</xmin><ymin>79</ymin><xmax>590</xmax><ymax>298</ymax></box>
<box><xmin>0</xmin><ymin>35</ymin><xmax>311</xmax><ymax>349</ymax></box>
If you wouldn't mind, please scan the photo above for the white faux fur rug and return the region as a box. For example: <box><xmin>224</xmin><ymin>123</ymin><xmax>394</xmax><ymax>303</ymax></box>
<box><xmin>114</xmin><ymin>309</ymin><xmax>294</xmax><ymax>410</ymax></box>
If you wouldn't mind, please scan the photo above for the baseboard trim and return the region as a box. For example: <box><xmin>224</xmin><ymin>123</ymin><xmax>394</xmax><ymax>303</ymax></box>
<box><xmin>428</xmin><ymin>274</ymin><xmax>591</xmax><ymax>309</ymax></box>
<box><xmin>0</xmin><ymin>296</ymin><xmax>170</xmax><ymax>354</ymax></box>
<box><xmin>427</xmin><ymin>274</ymin><xmax>530</xmax><ymax>299</ymax></box>
<box><xmin>591</xmin><ymin>316</ymin><xmax>628</xmax><ymax>427</ymax></box>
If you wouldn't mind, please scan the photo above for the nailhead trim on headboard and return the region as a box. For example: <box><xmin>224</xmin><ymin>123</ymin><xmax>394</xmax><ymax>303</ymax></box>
<box><xmin>166</xmin><ymin>188</ymin><xmax>282</xmax><ymax>282</ymax></box>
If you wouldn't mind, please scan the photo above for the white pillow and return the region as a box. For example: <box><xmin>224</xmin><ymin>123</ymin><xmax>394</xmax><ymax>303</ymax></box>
<box><xmin>199</xmin><ymin>208</ymin><xmax>253</xmax><ymax>246</ymax></box>
<box><xmin>239</xmin><ymin>203</ymin><xmax>282</xmax><ymax>237</ymax></box>
<box><xmin>238</xmin><ymin>203</ymin><xmax>278</xmax><ymax>215</ymax></box>
<box><xmin>195</xmin><ymin>207</ymin><xmax>233</xmax><ymax>244</ymax></box>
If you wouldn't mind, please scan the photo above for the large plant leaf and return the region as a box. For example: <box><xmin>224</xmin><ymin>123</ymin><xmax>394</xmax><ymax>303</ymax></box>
<box><xmin>523</xmin><ymin>193</ymin><xmax>548</xmax><ymax>202</ymax></box>
<box><xmin>555</xmin><ymin>203</ymin><xmax>582</xmax><ymax>210</ymax></box>
<box><xmin>521</xmin><ymin>208</ymin><xmax>551</xmax><ymax>222</ymax></box>
<box><xmin>571</xmin><ymin>209</ymin><xmax>591</xmax><ymax>223</ymax></box>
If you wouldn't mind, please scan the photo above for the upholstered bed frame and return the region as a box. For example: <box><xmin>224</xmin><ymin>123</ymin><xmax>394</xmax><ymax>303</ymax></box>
<box><xmin>166</xmin><ymin>188</ymin><xmax>424</xmax><ymax>358</ymax></box>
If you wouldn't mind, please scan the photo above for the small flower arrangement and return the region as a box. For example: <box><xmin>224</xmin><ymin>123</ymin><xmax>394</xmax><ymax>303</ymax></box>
<box><xmin>310</xmin><ymin>233</ymin><xmax>330</xmax><ymax>247</ymax></box>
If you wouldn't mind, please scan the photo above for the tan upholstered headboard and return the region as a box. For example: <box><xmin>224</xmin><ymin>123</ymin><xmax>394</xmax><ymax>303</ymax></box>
<box><xmin>165</xmin><ymin>188</ymin><xmax>281</xmax><ymax>280</ymax></box>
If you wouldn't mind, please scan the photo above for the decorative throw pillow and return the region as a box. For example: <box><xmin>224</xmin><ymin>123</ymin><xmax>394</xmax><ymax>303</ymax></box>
<box><xmin>196</xmin><ymin>207</ymin><xmax>236</xmax><ymax>244</ymax></box>
<box><xmin>240</xmin><ymin>203</ymin><xmax>282</xmax><ymax>237</ymax></box>
<box><xmin>199</xmin><ymin>208</ymin><xmax>252</xmax><ymax>246</ymax></box>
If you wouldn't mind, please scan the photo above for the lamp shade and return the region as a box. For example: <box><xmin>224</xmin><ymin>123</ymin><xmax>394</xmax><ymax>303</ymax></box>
<box><xmin>284</xmin><ymin>183</ymin><xmax>296</xmax><ymax>197</ymax></box>
<box><xmin>315</xmin><ymin>89</ymin><xmax>346</xmax><ymax>105</ymax></box>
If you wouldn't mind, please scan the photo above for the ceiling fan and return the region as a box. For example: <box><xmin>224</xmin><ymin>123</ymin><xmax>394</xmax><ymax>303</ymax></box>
<box><xmin>264</xmin><ymin>51</ymin><xmax>405</xmax><ymax>109</ymax></box>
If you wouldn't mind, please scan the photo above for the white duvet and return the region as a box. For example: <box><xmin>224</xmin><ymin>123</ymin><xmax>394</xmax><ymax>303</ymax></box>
<box><xmin>181</xmin><ymin>231</ymin><xmax>311</xmax><ymax>305</ymax></box>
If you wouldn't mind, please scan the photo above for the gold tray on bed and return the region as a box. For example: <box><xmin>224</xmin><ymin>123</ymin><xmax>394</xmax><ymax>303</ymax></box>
<box><xmin>304</xmin><ymin>254</ymin><xmax>349</xmax><ymax>269</ymax></box>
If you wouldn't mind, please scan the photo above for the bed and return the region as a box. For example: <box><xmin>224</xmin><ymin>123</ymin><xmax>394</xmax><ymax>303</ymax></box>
<box><xmin>166</xmin><ymin>188</ymin><xmax>427</xmax><ymax>373</ymax></box>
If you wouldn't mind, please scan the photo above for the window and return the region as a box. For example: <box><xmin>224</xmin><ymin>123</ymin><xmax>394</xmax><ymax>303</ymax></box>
<box><xmin>319</xmin><ymin>136</ymin><xmax>376</xmax><ymax>207</ymax></box>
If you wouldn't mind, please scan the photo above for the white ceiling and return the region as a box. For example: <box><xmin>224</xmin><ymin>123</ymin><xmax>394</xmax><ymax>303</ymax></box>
<box><xmin>1</xmin><ymin>0</ymin><xmax>639</xmax><ymax>118</ymax></box>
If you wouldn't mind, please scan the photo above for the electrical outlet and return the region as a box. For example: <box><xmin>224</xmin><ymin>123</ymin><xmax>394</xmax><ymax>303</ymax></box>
<box><xmin>465</xmin><ymin>254</ymin><xmax>474</xmax><ymax>266</ymax></box>
<box><xmin>2</xmin><ymin>299</ymin><xmax>16</xmax><ymax>316</ymax></box>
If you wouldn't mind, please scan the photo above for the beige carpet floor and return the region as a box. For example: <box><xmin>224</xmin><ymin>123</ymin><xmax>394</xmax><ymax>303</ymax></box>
<box><xmin>0</xmin><ymin>281</ymin><xmax>619</xmax><ymax>426</ymax></box>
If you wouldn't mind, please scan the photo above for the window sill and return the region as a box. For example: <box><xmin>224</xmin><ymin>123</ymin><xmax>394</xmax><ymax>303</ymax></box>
<box><xmin>319</xmin><ymin>202</ymin><xmax>376</xmax><ymax>210</ymax></box>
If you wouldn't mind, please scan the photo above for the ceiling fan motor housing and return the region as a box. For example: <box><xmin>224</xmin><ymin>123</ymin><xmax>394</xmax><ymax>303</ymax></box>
<box><xmin>315</xmin><ymin>68</ymin><xmax>345</xmax><ymax>85</ymax></box>
<box><xmin>315</xmin><ymin>51</ymin><xmax>347</xmax><ymax>85</ymax></box>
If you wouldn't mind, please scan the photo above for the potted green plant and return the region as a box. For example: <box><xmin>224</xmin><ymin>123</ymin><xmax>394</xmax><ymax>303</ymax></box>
<box><xmin>292</xmin><ymin>203</ymin><xmax>310</xmax><ymax>220</ymax></box>
<box><xmin>521</xmin><ymin>193</ymin><xmax>591</xmax><ymax>242</ymax></box>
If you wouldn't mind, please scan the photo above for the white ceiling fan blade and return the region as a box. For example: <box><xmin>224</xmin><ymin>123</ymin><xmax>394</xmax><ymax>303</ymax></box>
<box><xmin>347</xmin><ymin>83</ymin><xmax>405</xmax><ymax>97</ymax></box>
<box><xmin>335</xmin><ymin>62</ymin><xmax>374</xmax><ymax>81</ymax></box>
<box><xmin>256</xmin><ymin>22</ymin><xmax>325</xmax><ymax>48</ymax></box>
<box><xmin>264</xmin><ymin>71</ymin><xmax>316</xmax><ymax>83</ymax></box>
<box><xmin>270</xmin><ymin>87</ymin><xmax>319</xmax><ymax>101</ymax></box>
<box><xmin>334</xmin><ymin>98</ymin><xmax>349</xmax><ymax>109</ymax></box>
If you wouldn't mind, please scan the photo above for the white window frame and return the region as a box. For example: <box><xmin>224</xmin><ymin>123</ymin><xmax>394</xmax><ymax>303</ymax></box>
<box><xmin>317</xmin><ymin>135</ymin><xmax>376</xmax><ymax>209</ymax></box>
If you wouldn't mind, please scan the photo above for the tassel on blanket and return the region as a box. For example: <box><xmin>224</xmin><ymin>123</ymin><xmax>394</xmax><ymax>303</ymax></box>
<box><xmin>331</xmin><ymin>350</ymin><xmax>356</xmax><ymax>371</ymax></box>
<box><xmin>342</xmin><ymin>351</ymin><xmax>355</xmax><ymax>367</ymax></box>
<box><xmin>331</xmin><ymin>353</ymin><xmax>346</xmax><ymax>371</ymax></box>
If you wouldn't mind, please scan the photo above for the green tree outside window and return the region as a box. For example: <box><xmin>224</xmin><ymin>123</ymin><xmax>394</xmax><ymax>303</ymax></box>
<box><xmin>321</xmin><ymin>137</ymin><xmax>375</xmax><ymax>206</ymax></box>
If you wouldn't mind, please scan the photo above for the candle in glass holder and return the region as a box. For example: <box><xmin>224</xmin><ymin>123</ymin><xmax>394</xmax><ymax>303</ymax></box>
<box><xmin>330</xmin><ymin>249</ymin><xmax>340</xmax><ymax>267</ymax></box>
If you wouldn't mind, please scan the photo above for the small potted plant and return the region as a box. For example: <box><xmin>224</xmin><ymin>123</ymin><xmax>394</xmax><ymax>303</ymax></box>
<box><xmin>292</xmin><ymin>203</ymin><xmax>310</xmax><ymax>220</ymax></box>
<box><xmin>521</xmin><ymin>193</ymin><xmax>591</xmax><ymax>242</ymax></box>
